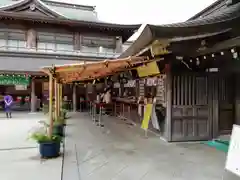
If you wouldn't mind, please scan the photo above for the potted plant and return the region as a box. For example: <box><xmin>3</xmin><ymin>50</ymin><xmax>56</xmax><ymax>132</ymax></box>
<box><xmin>53</xmin><ymin>118</ymin><xmax>65</xmax><ymax>137</ymax></box>
<box><xmin>29</xmin><ymin>121</ymin><xmax>62</xmax><ymax>159</ymax></box>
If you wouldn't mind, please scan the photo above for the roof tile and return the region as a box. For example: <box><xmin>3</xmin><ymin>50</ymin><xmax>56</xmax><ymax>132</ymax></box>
<box><xmin>0</xmin><ymin>0</ymin><xmax>100</xmax><ymax>22</ymax></box>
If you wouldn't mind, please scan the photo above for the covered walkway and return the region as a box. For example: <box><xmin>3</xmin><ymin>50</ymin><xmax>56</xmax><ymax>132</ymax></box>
<box><xmin>62</xmin><ymin>113</ymin><xmax>235</xmax><ymax>180</ymax></box>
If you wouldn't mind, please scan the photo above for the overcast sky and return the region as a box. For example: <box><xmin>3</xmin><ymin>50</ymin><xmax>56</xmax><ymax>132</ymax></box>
<box><xmin>51</xmin><ymin>0</ymin><xmax>217</xmax><ymax>24</ymax></box>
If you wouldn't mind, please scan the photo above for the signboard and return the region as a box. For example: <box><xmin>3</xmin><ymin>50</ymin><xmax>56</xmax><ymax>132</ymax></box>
<box><xmin>150</xmin><ymin>39</ymin><xmax>170</xmax><ymax>56</ymax></box>
<box><xmin>141</xmin><ymin>104</ymin><xmax>153</xmax><ymax>130</ymax></box>
<box><xmin>0</xmin><ymin>75</ymin><xmax>30</xmax><ymax>85</ymax></box>
<box><xmin>124</xmin><ymin>80</ymin><xmax>136</xmax><ymax>87</ymax></box>
<box><xmin>225</xmin><ymin>125</ymin><xmax>240</xmax><ymax>177</ymax></box>
<box><xmin>156</xmin><ymin>75</ymin><xmax>166</xmax><ymax>103</ymax></box>
<box><xmin>137</xmin><ymin>61</ymin><xmax>160</xmax><ymax>78</ymax></box>
<box><xmin>145</xmin><ymin>75</ymin><xmax>166</xmax><ymax>87</ymax></box>
<box><xmin>145</xmin><ymin>77</ymin><xmax>158</xmax><ymax>86</ymax></box>
<box><xmin>15</xmin><ymin>85</ymin><xmax>27</xmax><ymax>90</ymax></box>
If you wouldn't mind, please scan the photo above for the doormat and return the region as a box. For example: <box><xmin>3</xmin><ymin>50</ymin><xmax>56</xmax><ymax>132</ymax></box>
<box><xmin>201</xmin><ymin>139</ymin><xmax>229</xmax><ymax>153</ymax></box>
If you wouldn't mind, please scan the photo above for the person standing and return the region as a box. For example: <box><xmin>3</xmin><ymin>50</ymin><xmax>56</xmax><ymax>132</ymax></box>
<box><xmin>102</xmin><ymin>88</ymin><xmax>112</xmax><ymax>115</ymax></box>
<box><xmin>4</xmin><ymin>93</ymin><xmax>13</xmax><ymax>118</ymax></box>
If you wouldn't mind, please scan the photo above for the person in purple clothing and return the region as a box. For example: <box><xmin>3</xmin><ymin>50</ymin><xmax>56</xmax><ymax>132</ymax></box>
<box><xmin>4</xmin><ymin>93</ymin><xmax>13</xmax><ymax>118</ymax></box>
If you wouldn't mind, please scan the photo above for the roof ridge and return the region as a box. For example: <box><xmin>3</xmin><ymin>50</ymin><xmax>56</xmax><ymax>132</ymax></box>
<box><xmin>36</xmin><ymin>0</ymin><xmax>67</xmax><ymax>18</ymax></box>
<box><xmin>0</xmin><ymin>0</ymin><xmax>67</xmax><ymax>18</ymax></box>
<box><xmin>40</xmin><ymin>0</ymin><xmax>96</xmax><ymax>11</ymax></box>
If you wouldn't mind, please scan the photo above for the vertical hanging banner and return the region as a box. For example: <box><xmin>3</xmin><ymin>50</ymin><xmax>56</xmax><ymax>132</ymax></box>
<box><xmin>137</xmin><ymin>61</ymin><xmax>160</xmax><ymax>78</ymax></box>
<box><xmin>141</xmin><ymin>104</ymin><xmax>153</xmax><ymax>130</ymax></box>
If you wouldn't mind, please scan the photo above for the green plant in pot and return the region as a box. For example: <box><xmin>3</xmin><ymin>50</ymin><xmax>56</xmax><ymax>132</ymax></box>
<box><xmin>28</xmin><ymin>120</ymin><xmax>62</xmax><ymax>159</ymax></box>
<box><xmin>53</xmin><ymin>117</ymin><xmax>65</xmax><ymax>137</ymax></box>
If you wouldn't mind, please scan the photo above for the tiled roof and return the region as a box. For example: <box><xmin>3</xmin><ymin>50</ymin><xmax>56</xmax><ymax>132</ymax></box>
<box><xmin>151</xmin><ymin>2</ymin><xmax>240</xmax><ymax>28</ymax></box>
<box><xmin>188</xmin><ymin>0</ymin><xmax>226</xmax><ymax>20</ymax></box>
<box><xmin>0</xmin><ymin>0</ymin><xmax>99</xmax><ymax>22</ymax></box>
<box><xmin>0</xmin><ymin>0</ymin><xmax>17</xmax><ymax>7</ymax></box>
<box><xmin>119</xmin><ymin>2</ymin><xmax>240</xmax><ymax>58</ymax></box>
<box><xmin>42</xmin><ymin>0</ymin><xmax>99</xmax><ymax>22</ymax></box>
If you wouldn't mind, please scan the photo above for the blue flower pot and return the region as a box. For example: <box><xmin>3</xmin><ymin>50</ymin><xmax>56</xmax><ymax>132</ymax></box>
<box><xmin>39</xmin><ymin>141</ymin><xmax>61</xmax><ymax>158</ymax></box>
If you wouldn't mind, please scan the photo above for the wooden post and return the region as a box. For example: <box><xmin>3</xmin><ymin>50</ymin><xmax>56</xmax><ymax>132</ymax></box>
<box><xmin>30</xmin><ymin>78</ymin><xmax>36</xmax><ymax>112</ymax></box>
<box><xmin>54</xmin><ymin>79</ymin><xmax>58</xmax><ymax>120</ymax></box>
<box><xmin>57</xmin><ymin>83</ymin><xmax>61</xmax><ymax>117</ymax></box>
<box><xmin>59</xmin><ymin>84</ymin><xmax>63</xmax><ymax>112</ymax></box>
<box><xmin>48</xmin><ymin>74</ymin><xmax>54</xmax><ymax>137</ymax></box>
<box><xmin>72</xmin><ymin>84</ymin><xmax>77</xmax><ymax>112</ymax></box>
<box><xmin>165</xmin><ymin>64</ymin><xmax>172</xmax><ymax>142</ymax></box>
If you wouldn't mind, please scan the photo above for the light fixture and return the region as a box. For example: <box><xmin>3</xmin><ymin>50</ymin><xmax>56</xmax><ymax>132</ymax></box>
<box><xmin>176</xmin><ymin>56</ymin><xmax>183</xmax><ymax>60</ymax></box>
<box><xmin>203</xmin><ymin>56</ymin><xmax>206</xmax><ymax>59</ymax></box>
<box><xmin>221</xmin><ymin>52</ymin><xmax>224</xmax><ymax>55</ymax></box>
<box><xmin>190</xmin><ymin>59</ymin><xmax>192</xmax><ymax>63</ymax></box>
<box><xmin>212</xmin><ymin>54</ymin><xmax>215</xmax><ymax>57</ymax></box>
<box><xmin>233</xmin><ymin>52</ymin><xmax>238</xmax><ymax>59</ymax></box>
<box><xmin>231</xmin><ymin>48</ymin><xmax>235</xmax><ymax>53</ymax></box>
<box><xmin>196</xmin><ymin>59</ymin><xmax>200</xmax><ymax>65</ymax></box>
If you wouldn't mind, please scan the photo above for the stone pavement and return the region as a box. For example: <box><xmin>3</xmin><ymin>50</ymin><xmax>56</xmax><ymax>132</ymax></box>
<box><xmin>0</xmin><ymin>112</ymin><xmax>63</xmax><ymax>180</ymax></box>
<box><xmin>62</xmin><ymin>113</ymin><xmax>239</xmax><ymax>180</ymax></box>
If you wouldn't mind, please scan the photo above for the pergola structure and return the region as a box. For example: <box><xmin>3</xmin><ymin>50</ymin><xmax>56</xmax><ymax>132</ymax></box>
<box><xmin>41</xmin><ymin>56</ymin><xmax>149</xmax><ymax>136</ymax></box>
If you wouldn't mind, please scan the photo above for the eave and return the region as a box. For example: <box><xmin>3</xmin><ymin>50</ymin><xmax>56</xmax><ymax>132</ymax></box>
<box><xmin>135</xmin><ymin>28</ymin><xmax>232</xmax><ymax>57</ymax></box>
<box><xmin>0</xmin><ymin>0</ymin><xmax>66</xmax><ymax>18</ymax></box>
<box><xmin>196</xmin><ymin>36</ymin><xmax>240</xmax><ymax>56</ymax></box>
<box><xmin>0</xmin><ymin>11</ymin><xmax>140</xmax><ymax>42</ymax></box>
<box><xmin>119</xmin><ymin>2</ymin><xmax>240</xmax><ymax>58</ymax></box>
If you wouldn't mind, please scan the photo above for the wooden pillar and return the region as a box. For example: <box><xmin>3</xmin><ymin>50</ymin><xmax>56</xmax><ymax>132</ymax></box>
<box><xmin>30</xmin><ymin>78</ymin><xmax>36</xmax><ymax>112</ymax></box>
<box><xmin>73</xmin><ymin>84</ymin><xmax>77</xmax><ymax>112</ymax></box>
<box><xmin>48</xmin><ymin>74</ymin><xmax>54</xmax><ymax>137</ymax></box>
<box><xmin>54</xmin><ymin>79</ymin><xmax>58</xmax><ymax>119</ymax></box>
<box><xmin>59</xmin><ymin>84</ymin><xmax>63</xmax><ymax>111</ymax></box>
<box><xmin>57</xmin><ymin>83</ymin><xmax>61</xmax><ymax>117</ymax></box>
<box><xmin>165</xmin><ymin>65</ymin><xmax>172</xmax><ymax>142</ymax></box>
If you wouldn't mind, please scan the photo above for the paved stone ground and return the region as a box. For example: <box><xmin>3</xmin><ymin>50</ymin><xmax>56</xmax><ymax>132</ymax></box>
<box><xmin>63</xmin><ymin>113</ymin><xmax>239</xmax><ymax>180</ymax></box>
<box><xmin>0</xmin><ymin>112</ymin><xmax>63</xmax><ymax>180</ymax></box>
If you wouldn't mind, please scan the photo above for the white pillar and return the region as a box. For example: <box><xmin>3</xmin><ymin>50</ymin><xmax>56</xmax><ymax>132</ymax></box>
<box><xmin>73</xmin><ymin>84</ymin><xmax>77</xmax><ymax>112</ymax></box>
<box><xmin>30</xmin><ymin>78</ymin><xmax>36</xmax><ymax>112</ymax></box>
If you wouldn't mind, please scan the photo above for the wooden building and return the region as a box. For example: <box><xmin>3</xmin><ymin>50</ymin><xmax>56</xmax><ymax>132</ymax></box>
<box><xmin>0</xmin><ymin>0</ymin><xmax>139</xmax><ymax>111</ymax></box>
<box><xmin>120</xmin><ymin>0</ymin><xmax>240</xmax><ymax>142</ymax></box>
